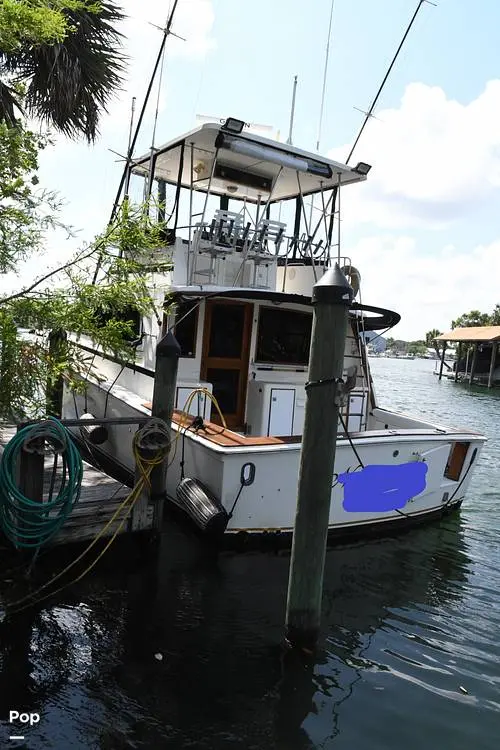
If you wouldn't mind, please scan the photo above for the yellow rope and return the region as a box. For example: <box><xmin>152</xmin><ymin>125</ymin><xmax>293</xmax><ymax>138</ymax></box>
<box><xmin>167</xmin><ymin>387</ymin><xmax>227</xmax><ymax>468</ymax></box>
<box><xmin>1</xmin><ymin>432</ymin><xmax>167</xmax><ymax>619</ymax></box>
<box><xmin>1</xmin><ymin>390</ymin><xmax>227</xmax><ymax>619</ymax></box>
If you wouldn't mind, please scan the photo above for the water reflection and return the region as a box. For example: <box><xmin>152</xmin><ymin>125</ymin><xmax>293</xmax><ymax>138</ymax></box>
<box><xmin>0</xmin><ymin>514</ymin><xmax>475</xmax><ymax>749</ymax></box>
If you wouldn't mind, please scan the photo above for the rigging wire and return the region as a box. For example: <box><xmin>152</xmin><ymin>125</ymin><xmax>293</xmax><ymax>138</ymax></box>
<box><xmin>346</xmin><ymin>0</ymin><xmax>431</xmax><ymax>164</ymax></box>
<box><xmin>316</xmin><ymin>0</ymin><xmax>335</xmax><ymax>153</ymax></box>
<box><xmin>327</xmin><ymin>0</ymin><xmax>432</xmax><ymax>247</ymax></box>
<box><xmin>91</xmin><ymin>0</ymin><xmax>181</xmax><ymax>285</ymax></box>
<box><xmin>109</xmin><ymin>0</ymin><xmax>180</xmax><ymax>222</ymax></box>
<box><xmin>144</xmin><ymin>38</ymin><xmax>168</xmax><ymax>201</ymax></box>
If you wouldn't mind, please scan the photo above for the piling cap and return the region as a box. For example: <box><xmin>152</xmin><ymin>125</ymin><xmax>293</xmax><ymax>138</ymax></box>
<box><xmin>156</xmin><ymin>330</ymin><xmax>181</xmax><ymax>358</ymax></box>
<box><xmin>312</xmin><ymin>264</ymin><xmax>354</xmax><ymax>306</ymax></box>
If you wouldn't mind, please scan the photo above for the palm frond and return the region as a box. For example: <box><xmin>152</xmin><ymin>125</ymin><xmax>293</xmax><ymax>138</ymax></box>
<box><xmin>0</xmin><ymin>77</ymin><xmax>21</xmax><ymax>126</ymax></box>
<box><xmin>2</xmin><ymin>2</ymin><xmax>126</xmax><ymax>142</ymax></box>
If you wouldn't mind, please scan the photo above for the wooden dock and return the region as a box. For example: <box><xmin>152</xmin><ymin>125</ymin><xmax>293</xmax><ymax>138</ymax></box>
<box><xmin>0</xmin><ymin>424</ymin><xmax>153</xmax><ymax>547</ymax></box>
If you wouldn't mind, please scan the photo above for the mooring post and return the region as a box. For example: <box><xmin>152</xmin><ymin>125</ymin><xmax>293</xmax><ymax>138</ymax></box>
<box><xmin>285</xmin><ymin>264</ymin><xmax>353</xmax><ymax>650</ymax></box>
<box><xmin>149</xmin><ymin>331</ymin><xmax>180</xmax><ymax>531</ymax></box>
<box><xmin>438</xmin><ymin>341</ymin><xmax>447</xmax><ymax>381</ymax></box>
<box><xmin>488</xmin><ymin>342</ymin><xmax>497</xmax><ymax>388</ymax></box>
<box><xmin>132</xmin><ymin>419</ymin><xmax>171</xmax><ymax>534</ymax></box>
<box><xmin>46</xmin><ymin>329</ymin><xmax>67</xmax><ymax>417</ymax></box>
<box><xmin>455</xmin><ymin>342</ymin><xmax>462</xmax><ymax>382</ymax></box>
<box><xmin>469</xmin><ymin>343</ymin><xmax>479</xmax><ymax>385</ymax></box>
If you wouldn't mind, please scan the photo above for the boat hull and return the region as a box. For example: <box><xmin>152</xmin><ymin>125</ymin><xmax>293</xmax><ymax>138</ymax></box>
<box><xmin>63</xmin><ymin>381</ymin><xmax>485</xmax><ymax>543</ymax></box>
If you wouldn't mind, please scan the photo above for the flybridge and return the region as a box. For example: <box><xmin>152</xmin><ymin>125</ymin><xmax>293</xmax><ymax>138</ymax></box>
<box><xmin>127</xmin><ymin>118</ymin><xmax>372</xmax><ymax>290</ymax></box>
<box><xmin>131</xmin><ymin>118</ymin><xmax>371</xmax><ymax>203</ymax></box>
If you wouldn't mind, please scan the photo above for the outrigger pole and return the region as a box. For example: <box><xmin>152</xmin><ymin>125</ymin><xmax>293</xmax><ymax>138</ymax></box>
<box><xmin>109</xmin><ymin>0</ymin><xmax>181</xmax><ymax>222</ymax></box>
<box><xmin>91</xmin><ymin>0</ymin><xmax>181</xmax><ymax>284</ymax></box>
<box><xmin>327</xmin><ymin>0</ymin><xmax>434</xmax><ymax>245</ymax></box>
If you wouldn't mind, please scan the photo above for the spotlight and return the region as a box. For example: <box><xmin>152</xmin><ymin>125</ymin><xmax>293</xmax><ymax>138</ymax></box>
<box><xmin>353</xmin><ymin>161</ymin><xmax>372</xmax><ymax>176</ymax></box>
<box><xmin>221</xmin><ymin>117</ymin><xmax>245</xmax><ymax>134</ymax></box>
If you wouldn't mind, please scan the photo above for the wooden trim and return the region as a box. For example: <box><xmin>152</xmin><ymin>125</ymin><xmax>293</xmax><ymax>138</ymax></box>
<box><xmin>444</xmin><ymin>441</ymin><xmax>469</xmax><ymax>481</ymax></box>
<box><xmin>200</xmin><ymin>299</ymin><xmax>253</xmax><ymax>429</ymax></box>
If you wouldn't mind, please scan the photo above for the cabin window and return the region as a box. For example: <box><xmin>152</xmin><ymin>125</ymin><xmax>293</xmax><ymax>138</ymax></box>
<box><xmin>208</xmin><ymin>304</ymin><xmax>246</xmax><ymax>359</ymax></box>
<box><xmin>256</xmin><ymin>307</ymin><xmax>312</xmax><ymax>365</ymax></box>
<box><xmin>174</xmin><ymin>300</ymin><xmax>199</xmax><ymax>357</ymax></box>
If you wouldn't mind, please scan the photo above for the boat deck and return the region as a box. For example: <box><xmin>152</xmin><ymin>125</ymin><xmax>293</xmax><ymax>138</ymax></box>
<box><xmin>171</xmin><ymin>410</ymin><xmax>302</xmax><ymax>446</ymax></box>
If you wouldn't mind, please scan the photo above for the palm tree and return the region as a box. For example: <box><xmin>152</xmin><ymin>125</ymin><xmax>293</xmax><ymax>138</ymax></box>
<box><xmin>0</xmin><ymin>2</ymin><xmax>125</xmax><ymax>142</ymax></box>
<box><xmin>425</xmin><ymin>328</ymin><xmax>442</xmax><ymax>359</ymax></box>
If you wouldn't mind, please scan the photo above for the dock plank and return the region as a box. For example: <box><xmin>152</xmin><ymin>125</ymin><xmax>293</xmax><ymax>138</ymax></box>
<box><xmin>0</xmin><ymin>423</ymin><xmax>151</xmax><ymax>546</ymax></box>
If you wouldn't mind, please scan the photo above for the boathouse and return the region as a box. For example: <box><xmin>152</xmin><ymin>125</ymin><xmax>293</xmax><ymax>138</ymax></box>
<box><xmin>434</xmin><ymin>327</ymin><xmax>500</xmax><ymax>387</ymax></box>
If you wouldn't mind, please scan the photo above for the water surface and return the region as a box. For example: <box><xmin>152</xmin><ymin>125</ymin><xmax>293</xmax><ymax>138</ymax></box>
<box><xmin>0</xmin><ymin>357</ymin><xmax>499</xmax><ymax>749</ymax></box>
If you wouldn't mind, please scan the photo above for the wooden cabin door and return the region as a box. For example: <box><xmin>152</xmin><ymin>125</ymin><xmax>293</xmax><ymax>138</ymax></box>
<box><xmin>201</xmin><ymin>300</ymin><xmax>253</xmax><ymax>430</ymax></box>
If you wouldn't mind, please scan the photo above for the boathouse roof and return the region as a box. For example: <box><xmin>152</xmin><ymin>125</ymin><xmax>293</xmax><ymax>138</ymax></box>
<box><xmin>435</xmin><ymin>326</ymin><xmax>500</xmax><ymax>343</ymax></box>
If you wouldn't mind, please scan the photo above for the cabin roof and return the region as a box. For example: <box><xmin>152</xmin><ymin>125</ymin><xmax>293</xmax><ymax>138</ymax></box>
<box><xmin>169</xmin><ymin>286</ymin><xmax>399</xmax><ymax>330</ymax></box>
<box><xmin>435</xmin><ymin>326</ymin><xmax>500</xmax><ymax>342</ymax></box>
<box><xmin>132</xmin><ymin>122</ymin><xmax>367</xmax><ymax>203</ymax></box>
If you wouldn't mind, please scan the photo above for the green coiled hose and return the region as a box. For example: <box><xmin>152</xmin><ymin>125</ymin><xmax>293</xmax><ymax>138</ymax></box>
<box><xmin>0</xmin><ymin>417</ymin><xmax>83</xmax><ymax>549</ymax></box>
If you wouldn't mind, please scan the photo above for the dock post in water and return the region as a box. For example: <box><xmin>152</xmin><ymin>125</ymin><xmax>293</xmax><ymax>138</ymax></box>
<box><xmin>488</xmin><ymin>342</ymin><xmax>497</xmax><ymax>388</ymax></box>
<box><xmin>149</xmin><ymin>331</ymin><xmax>180</xmax><ymax>532</ymax></box>
<box><xmin>285</xmin><ymin>264</ymin><xmax>353</xmax><ymax>650</ymax></box>
<box><xmin>469</xmin><ymin>343</ymin><xmax>479</xmax><ymax>385</ymax></box>
<box><xmin>455</xmin><ymin>342</ymin><xmax>462</xmax><ymax>382</ymax></box>
<box><xmin>438</xmin><ymin>341</ymin><xmax>447</xmax><ymax>381</ymax></box>
<box><xmin>132</xmin><ymin>418</ymin><xmax>172</xmax><ymax>533</ymax></box>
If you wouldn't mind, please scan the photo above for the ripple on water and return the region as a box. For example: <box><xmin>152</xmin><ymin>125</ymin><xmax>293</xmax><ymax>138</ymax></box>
<box><xmin>1</xmin><ymin>359</ymin><xmax>500</xmax><ymax>750</ymax></box>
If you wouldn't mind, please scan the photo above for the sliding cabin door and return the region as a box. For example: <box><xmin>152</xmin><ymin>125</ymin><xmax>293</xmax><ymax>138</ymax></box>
<box><xmin>201</xmin><ymin>300</ymin><xmax>253</xmax><ymax>430</ymax></box>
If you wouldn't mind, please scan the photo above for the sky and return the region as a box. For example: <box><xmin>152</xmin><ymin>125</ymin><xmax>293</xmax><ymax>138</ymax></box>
<box><xmin>11</xmin><ymin>0</ymin><xmax>500</xmax><ymax>340</ymax></box>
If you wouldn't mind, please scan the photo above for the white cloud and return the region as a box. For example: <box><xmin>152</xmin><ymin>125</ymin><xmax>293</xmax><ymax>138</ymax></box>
<box><xmin>331</xmin><ymin>80</ymin><xmax>500</xmax><ymax>229</ymax></box>
<box><xmin>348</xmin><ymin>235</ymin><xmax>500</xmax><ymax>340</ymax></box>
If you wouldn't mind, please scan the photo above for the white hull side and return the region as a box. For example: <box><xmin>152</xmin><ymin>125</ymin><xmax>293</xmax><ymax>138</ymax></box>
<box><xmin>63</xmin><ymin>381</ymin><xmax>484</xmax><ymax>536</ymax></box>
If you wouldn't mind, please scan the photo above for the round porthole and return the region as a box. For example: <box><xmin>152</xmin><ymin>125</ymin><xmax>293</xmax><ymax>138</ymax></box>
<box><xmin>393</xmin><ymin>450</ymin><xmax>399</xmax><ymax>457</ymax></box>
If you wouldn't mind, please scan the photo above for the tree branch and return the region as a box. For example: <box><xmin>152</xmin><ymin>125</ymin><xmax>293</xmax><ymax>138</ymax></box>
<box><xmin>0</xmin><ymin>226</ymin><xmax>115</xmax><ymax>305</ymax></box>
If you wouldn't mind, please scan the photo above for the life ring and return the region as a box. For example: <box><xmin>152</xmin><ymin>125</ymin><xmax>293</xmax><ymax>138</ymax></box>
<box><xmin>341</xmin><ymin>265</ymin><xmax>361</xmax><ymax>298</ymax></box>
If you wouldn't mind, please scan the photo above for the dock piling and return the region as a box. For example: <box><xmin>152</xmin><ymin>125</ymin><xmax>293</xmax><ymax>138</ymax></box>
<box><xmin>285</xmin><ymin>264</ymin><xmax>353</xmax><ymax>650</ymax></box>
<box><xmin>488</xmin><ymin>342</ymin><xmax>497</xmax><ymax>388</ymax></box>
<box><xmin>46</xmin><ymin>329</ymin><xmax>67</xmax><ymax>417</ymax></box>
<box><xmin>469</xmin><ymin>343</ymin><xmax>479</xmax><ymax>385</ymax></box>
<box><xmin>132</xmin><ymin>419</ymin><xmax>171</xmax><ymax>533</ymax></box>
<box><xmin>438</xmin><ymin>341</ymin><xmax>447</xmax><ymax>381</ymax></box>
<box><xmin>149</xmin><ymin>331</ymin><xmax>180</xmax><ymax>531</ymax></box>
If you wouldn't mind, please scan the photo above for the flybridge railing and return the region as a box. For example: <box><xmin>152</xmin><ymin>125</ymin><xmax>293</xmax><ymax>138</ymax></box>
<box><xmin>184</xmin><ymin>218</ymin><xmax>336</xmax><ymax>264</ymax></box>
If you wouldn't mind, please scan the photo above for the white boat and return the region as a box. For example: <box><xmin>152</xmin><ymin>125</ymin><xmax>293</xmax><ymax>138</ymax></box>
<box><xmin>63</xmin><ymin>119</ymin><xmax>486</xmax><ymax>544</ymax></box>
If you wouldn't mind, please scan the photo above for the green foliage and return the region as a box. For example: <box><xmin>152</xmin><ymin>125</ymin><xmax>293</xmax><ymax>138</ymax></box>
<box><xmin>0</xmin><ymin>312</ymin><xmax>48</xmax><ymax>420</ymax></box>
<box><xmin>0</xmin><ymin>118</ymin><xmax>62</xmax><ymax>272</ymax></box>
<box><xmin>0</xmin><ymin>1</ymin><xmax>69</xmax><ymax>53</ymax></box>
<box><xmin>0</xmin><ymin>1</ymin><xmax>101</xmax><ymax>53</ymax></box>
<box><xmin>1</xmin><ymin>1</ymin><xmax>124</xmax><ymax>141</ymax></box>
<box><xmin>490</xmin><ymin>305</ymin><xmax>500</xmax><ymax>325</ymax></box>
<box><xmin>0</xmin><ymin>201</ymin><xmax>172</xmax><ymax>420</ymax></box>
<box><xmin>451</xmin><ymin>310</ymin><xmax>492</xmax><ymax>329</ymax></box>
<box><xmin>408</xmin><ymin>340</ymin><xmax>427</xmax><ymax>356</ymax></box>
